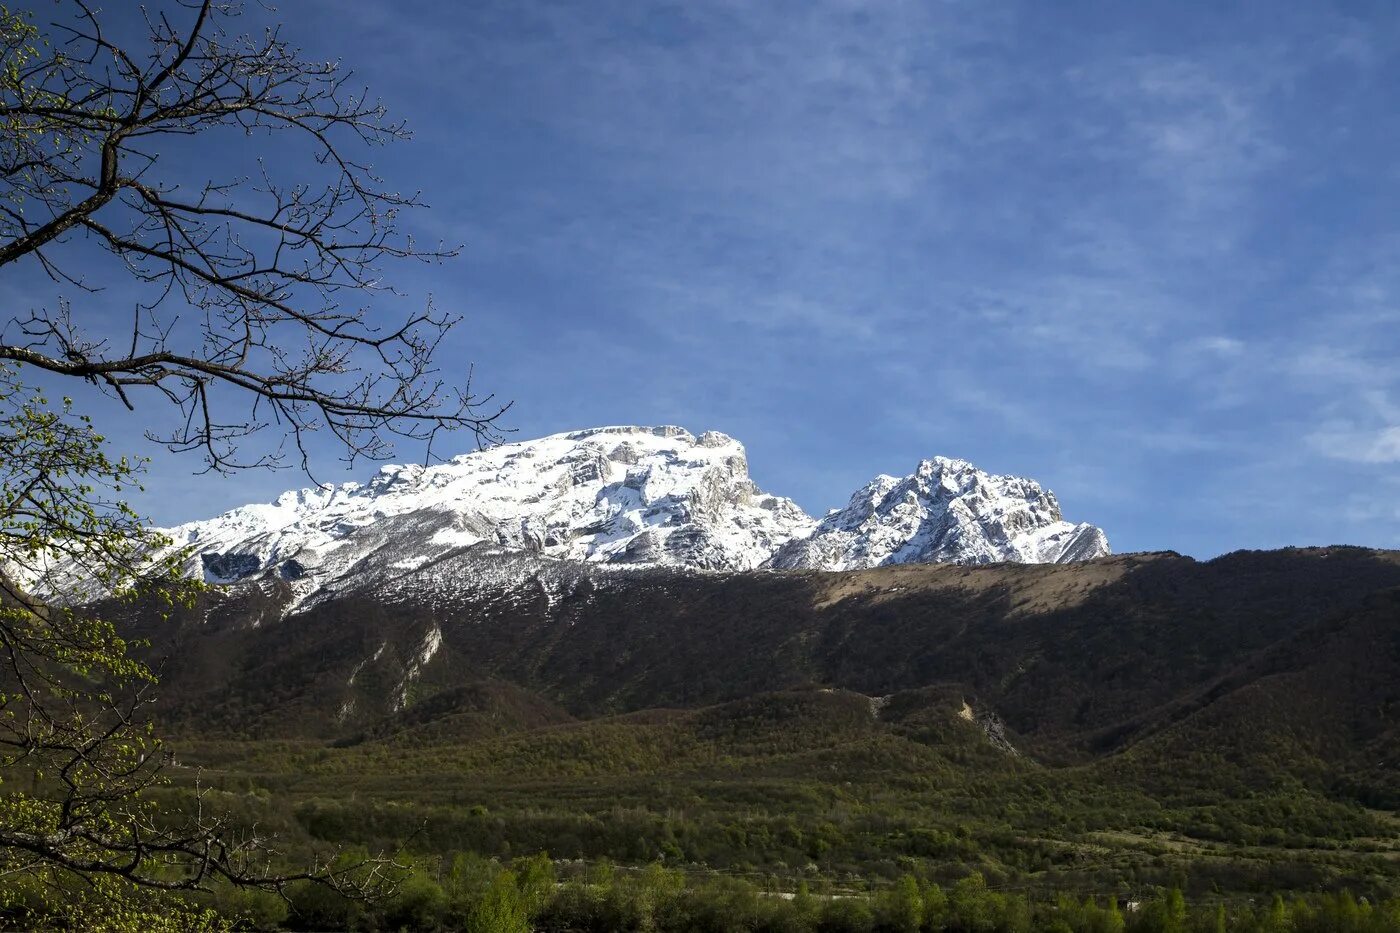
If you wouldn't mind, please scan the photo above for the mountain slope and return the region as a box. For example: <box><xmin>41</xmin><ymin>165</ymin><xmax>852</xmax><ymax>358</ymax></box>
<box><xmin>121</xmin><ymin>546</ymin><xmax>1400</xmax><ymax>770</ymax></box>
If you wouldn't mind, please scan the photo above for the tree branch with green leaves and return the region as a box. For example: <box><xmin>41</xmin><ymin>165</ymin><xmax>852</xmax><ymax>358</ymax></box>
<box><xmin>0</xmin><ymin>0</ymin><xmax>486</xmax><ymax>916</ymax></box>
<box><xmin>0</xmin><ymin>367</ymin><xmax>405</xmax><ymax>914</ymax></box>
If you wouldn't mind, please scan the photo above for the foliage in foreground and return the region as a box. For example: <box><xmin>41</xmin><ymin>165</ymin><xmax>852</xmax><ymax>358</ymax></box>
<box><xmin>7</xmin><ymin>853</ymin><xmax>1400</xmax><ymax>933</ymax></box>
<box><xmin>0</xmin><ymin>365</ymin><xmax>213</xmax><ymax>887</ymax></box>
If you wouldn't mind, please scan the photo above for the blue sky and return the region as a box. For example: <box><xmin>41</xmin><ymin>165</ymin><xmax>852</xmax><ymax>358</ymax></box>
<box><xmin>13</xmin><ymin>0</ymin><xmax>1400</xmax><ymax>557</ymax></box>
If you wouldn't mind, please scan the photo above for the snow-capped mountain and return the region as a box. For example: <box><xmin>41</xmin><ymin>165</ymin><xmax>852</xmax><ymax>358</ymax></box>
<box><xmin>157</xmin><ymin>427</ymin><xmax>1109</xmax><ymax>601</ymax></box>
<box><xmin>767</xmin><ymin>456</ymin><xmax>1109</xmax><ymax>571</ymax></box>
<box><xmin>163</xmin><ymin>426</ymin><xmax>814</xmax><ymax>592</ymax></box>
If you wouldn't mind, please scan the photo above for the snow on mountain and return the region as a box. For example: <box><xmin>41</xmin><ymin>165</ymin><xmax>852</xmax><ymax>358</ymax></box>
<box><xmin>765</xmin><ymin>456</ymin><xmax>1110</xmax><ymax>571</ymax></box>
<box><xmin>156</xmin><ymin>428</ymin><xmax>1109</xmax><ymax>604</ymax></box>
<box><xmin>161</xmin><ymin>426</ymin><xmax>815</xmax><ymax>594</ymax></box>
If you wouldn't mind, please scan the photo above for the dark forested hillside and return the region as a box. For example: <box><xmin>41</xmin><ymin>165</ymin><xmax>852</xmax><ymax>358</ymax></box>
<box><xmin>126</xmin><ymin>546</ymin><xmax>1400</xmax><ymax>762</ymax></box>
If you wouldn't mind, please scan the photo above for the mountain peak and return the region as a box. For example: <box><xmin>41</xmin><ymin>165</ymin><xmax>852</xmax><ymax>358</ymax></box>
<box><xmin>767</xmin><ymin>457</ymin><xmax>1106</xmax><ymax>570</ymax></box>
<box><xmin>922</xmin><ymin>454</ymin><xmax>975</xmax><ymax>471</ymax></box>
<box><xmin>559</xmin><ymin>424</ymin><xmax>697</xmax><ymax>444</ymax></box>
<box><xmin>164</xmin><ymin>425</ymin><xmax>811</xmax><ymax>594</ymax></box>
<box><xmin>157</xmin><ymin>427</ymin><xmax>1109</xmax><ymax>601</ymax></box>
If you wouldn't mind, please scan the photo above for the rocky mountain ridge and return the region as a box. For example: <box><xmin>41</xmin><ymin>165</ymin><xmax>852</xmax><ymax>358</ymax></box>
<box><xmin>770</xmin><ymin>455</ymin><xmax>1107</xmax><ymax>570</ymax></box>
<box><xmin>159</xmin><ymin>425</ymin><xmax>1109</xmax><ymax>599</ymax></box>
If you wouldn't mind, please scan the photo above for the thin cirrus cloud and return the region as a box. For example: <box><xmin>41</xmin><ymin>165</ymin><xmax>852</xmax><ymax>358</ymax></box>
<box><xmin>23</xmin><ymin>0</ymin><xmax>1400</xmax><ymax>557</ymax></box>
<box><xmin>1310</xmin><ymin>426</ymin><xmax>1400</xmax><ymax>465</ymax></box>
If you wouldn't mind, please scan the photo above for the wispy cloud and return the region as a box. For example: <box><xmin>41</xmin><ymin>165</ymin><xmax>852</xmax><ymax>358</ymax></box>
<box><xmin>1308</xmin><ymin>425</ymin><xmax>1400</xmax><ymax>464</ymax></box>
<box><xmin>1078</xmin><ymin>55</ymin><xmax>1282</xmax><ymax>184</ymax></box>
<box><xmin>52</xmin><ymin>0</ymin><xmax>1400</xmax><ymax>558</ymax></box>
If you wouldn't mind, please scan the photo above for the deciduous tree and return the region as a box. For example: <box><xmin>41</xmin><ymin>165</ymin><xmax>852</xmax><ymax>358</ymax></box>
<box><xmin>0</xmin><ymin>0</ymin><xmax>500</xmax><ymax>914</ymax></box>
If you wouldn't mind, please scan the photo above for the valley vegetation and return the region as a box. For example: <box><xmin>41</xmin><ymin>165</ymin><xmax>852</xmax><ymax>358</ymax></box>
<box><xmin>86</xmin><ymin>545</ymin><xmax>1400</xmax><ymax>931</ymax></box>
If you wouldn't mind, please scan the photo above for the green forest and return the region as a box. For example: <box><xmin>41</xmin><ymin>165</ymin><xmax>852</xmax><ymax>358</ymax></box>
<box><xmin>12</xmin><ymin>680</ymin><xmax>1394</xmax><ymax>930</ymax></box>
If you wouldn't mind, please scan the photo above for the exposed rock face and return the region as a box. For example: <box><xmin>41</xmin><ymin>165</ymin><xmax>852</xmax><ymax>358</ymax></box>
<box><xmin>767</xmin><ymin>456</ymin><xmax>1109</xmax><ymax>570</ymax></box>
<box><xmin>155</xmin><ymin>429</ymin><xmax>1109</xmax><ymax>605</ymax></box>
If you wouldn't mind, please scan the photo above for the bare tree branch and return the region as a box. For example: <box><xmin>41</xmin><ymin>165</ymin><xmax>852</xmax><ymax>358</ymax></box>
<box><xmin>0</xmin><ymin>0</ymin><xmax>474</xmax><ymax>903</ymax></box>
<box><xmin>0</xmin><ymin>0</ymin><xmax>509</xmax><ymax>474</ymax></box>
